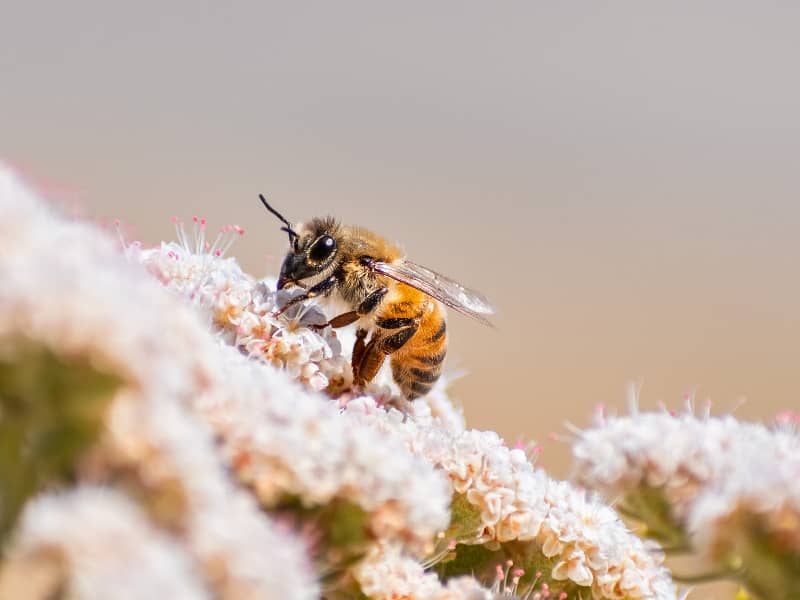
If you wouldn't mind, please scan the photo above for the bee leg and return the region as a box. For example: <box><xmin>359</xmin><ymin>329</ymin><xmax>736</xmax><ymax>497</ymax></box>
<box><xmin>327</xmin><ymin>311</ymin><xmax>360</xmax><ymax>329</ymax></box>
<box><xmin>353</xmin><ymin>322</ymin><xmax>419</xmax><ymax>387</ymax></box>
<box><xmin>275</xmin><ymin>275</ymin><xmax>338</xmax><ymax>316</ymax></box>
<box><xmin>351</xmin><ymin>328</ymin><xmax>369</xmax><ymax>379</ymax></box>
<box><xmin>353</xmin><ymin>337</ymin><xmax>387</xmax><ymax>387</ymax></box>
<box><xmin>320</xmin><ymin>287</ymin><xmax>388</xmax><ymax>329</ymax></box>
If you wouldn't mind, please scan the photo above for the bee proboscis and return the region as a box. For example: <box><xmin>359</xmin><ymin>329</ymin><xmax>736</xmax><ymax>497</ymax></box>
<box><xmin>259</xmin><ymin>194</ymin><xmax>493</xmax><ymax>399</ymax></box>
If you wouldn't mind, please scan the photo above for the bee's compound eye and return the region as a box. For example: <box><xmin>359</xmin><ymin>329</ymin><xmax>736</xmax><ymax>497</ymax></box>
<box><xmin>308</xmin><ymin>235</ymin><xmax>337</xmax><ymax>262</ymax></box>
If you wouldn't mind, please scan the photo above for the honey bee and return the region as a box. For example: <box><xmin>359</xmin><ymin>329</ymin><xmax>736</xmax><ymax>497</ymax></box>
<box><xmin>259</xmin><ymin>194</ymin><xmax>493</xmax><ymax>399</ymax></box>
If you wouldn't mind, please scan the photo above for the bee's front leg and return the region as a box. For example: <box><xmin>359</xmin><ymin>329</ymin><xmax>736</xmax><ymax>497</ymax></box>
<box><xmin>275</xmin><ymin>275</ymin><xmax>338</xmax><ymax>316</ymax></box>
<box><xmin>323</xmin><ymin>287</ymin><xmax>389</xmax><ymax>330</ymax></box>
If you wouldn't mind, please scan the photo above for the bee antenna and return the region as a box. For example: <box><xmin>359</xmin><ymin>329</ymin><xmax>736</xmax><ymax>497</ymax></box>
<box><xmin>259</xmin><ymin>194</ymin><xmax>298</xmax><ymax>241</ymax></box>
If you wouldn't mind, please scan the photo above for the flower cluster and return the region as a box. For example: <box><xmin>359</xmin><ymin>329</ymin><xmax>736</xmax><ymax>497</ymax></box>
<box><xmin>343</xmin><ymin>397</ymin><xmax>678</xmax><ymax>599</ymax></box>
<box><xmin>572</xmin><ymin>401</ymin><xmax>800</xmax><ymax>597</ymax></box>
<box><xmin>135</xmin><ymin>219</ymin><xmax>348</xmax><ymax>394</ymax></box>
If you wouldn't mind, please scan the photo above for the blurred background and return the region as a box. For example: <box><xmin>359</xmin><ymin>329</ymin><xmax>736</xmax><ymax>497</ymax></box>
<box><xmin>3</xmin><ymin>2</ymin><xmax>799</xmax><ymax>481</ymax></box>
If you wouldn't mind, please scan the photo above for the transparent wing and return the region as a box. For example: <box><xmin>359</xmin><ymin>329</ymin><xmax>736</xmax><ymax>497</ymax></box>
<box><xmin>372</xmin><ymin>260</ymin><xmax>494</xmax><ymax>325</ymax></box>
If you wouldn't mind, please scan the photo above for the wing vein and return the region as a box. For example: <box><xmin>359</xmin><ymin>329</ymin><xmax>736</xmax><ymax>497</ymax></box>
<box><xmin>371</xmin><ymin>260</ymin><xmax>493</xmax><ymax>325</ymax></box>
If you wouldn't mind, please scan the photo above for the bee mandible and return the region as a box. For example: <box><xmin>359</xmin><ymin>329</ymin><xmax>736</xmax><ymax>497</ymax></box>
<box><xmin>259</xmin><ymin>194</ymin><xmax>493</xmax><ymax>399</ymax></box>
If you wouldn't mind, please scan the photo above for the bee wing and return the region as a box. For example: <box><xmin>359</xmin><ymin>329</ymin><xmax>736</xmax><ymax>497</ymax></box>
<box><xmin>372</xmin><ymin>260</ymin><xmax>494</xmax><ymax>325</ymax></box>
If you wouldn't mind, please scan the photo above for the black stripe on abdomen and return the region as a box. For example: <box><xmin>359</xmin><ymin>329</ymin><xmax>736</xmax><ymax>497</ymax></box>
<box><xmin>428</xmin><ymin>320</ymin><xmax>446</xmax><ymax>342</ymax></box>
<box><xmin>416</xmin><ymin>349</ymin><xmax>446</xmax><ymax>366</ymax></box>
<box><xmin>407</xmin><ymin>380</ymin><xmax>433</xmax><ymax>397</ymax></box>
<box><xmin>376</xmin><ymin>316</ymin><xmax>418</xmax><ymax>329</ymax></box>
<box><xmin>410</xmin><ymin>367</ymin><xmax>439</xmax><ymax>383</ymax></box>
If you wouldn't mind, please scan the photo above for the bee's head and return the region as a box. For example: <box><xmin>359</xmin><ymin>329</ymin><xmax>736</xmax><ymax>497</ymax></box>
<box><xmin>259</xmin><ymin>195</ymin><xmax>339</xmax><ymax>289</ymax></box>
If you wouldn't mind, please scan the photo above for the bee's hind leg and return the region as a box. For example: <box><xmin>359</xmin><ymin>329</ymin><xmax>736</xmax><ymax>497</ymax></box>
<box><xmin>353</xmin><ymin>322</ymin><xmax>418</xmax><ymax>388</ymax></box>
<box><xmin>352</xmin><ymin>336</ymin><xmax>386</xmax><ymax>387</ymax></box>
<box><xmin>351</xmin><ymin>328</ymin><xmax>369</xmax><ymax>379</ymax></box>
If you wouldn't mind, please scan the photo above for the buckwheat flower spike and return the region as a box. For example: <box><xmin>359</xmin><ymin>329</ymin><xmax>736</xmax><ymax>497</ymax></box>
<box><xmin>572</xmin><ymin>404</ymin><xmax>800</xmax><ymax>598</ymax></box>
<box><xmin>343</xmin><ymin>397</ymin><xmax>677</xmax><ymax>599</ymax></box>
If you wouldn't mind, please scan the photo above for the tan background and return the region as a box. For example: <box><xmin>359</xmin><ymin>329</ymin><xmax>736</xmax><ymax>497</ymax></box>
<box><xmin>3</xmin><ymin>4</ymin><xmax>799</xmax><ymax>596</ymax></box>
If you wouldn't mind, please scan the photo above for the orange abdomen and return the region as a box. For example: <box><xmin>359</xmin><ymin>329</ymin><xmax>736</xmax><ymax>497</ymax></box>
<box><xmin>390</xmin><ymin>300</ymin><xmax>447</xmax><ymax>399</ymax></box>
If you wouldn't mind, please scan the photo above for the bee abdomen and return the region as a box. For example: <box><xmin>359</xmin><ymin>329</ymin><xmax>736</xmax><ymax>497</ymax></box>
<box><xmin>394</xmin><ymin>355</ymin><xmax>446</xmax><ymax>399</ymax></box>
<box><xmin>417</xmin><ymin>350</ymin><xmax>446</xmax><ymax>365</ymax></box>
<box><xmin>409</xmin><ymin>367</ymin><xmax>439</xmax><ymax>383</ymax></box>
<box><xmin>391</xmin><ymin>309</ymin><xmax>447</xmax><ymax>399</ymax></box>
<box><xmin>428</xmin><ymin>320</ymin><xmax>446</xmax><ymax>342</ymax></box>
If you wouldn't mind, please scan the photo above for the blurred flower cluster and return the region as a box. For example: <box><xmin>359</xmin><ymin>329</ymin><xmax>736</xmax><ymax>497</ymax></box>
<box><xmin>0</xmin><ymin>166</ymin><xmax>793</xmax><ymax>599</ymax></box>
<box><xmin>572</xmin><ymin>394</ymin><xmax>800</xmax><ymax>599</ymax></box>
